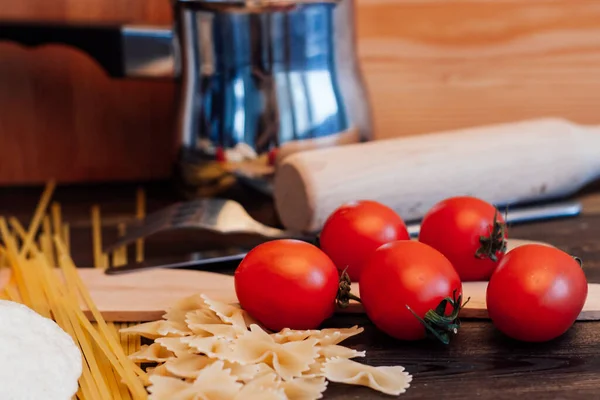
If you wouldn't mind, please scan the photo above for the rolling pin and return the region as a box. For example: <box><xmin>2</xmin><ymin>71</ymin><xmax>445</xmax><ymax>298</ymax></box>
<box><xmin>273</xmin><ymin>118</ymin><xmax>600</xmax><ymax>232</ymax></box>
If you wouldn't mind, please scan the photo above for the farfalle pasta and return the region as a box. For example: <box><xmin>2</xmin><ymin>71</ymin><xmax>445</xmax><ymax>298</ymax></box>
<box><xmin>230</xmin><ymin>324</ymin><xmax>319</xmax><ymax>380</ymax></box>
<box><xmin>180</xmin><ymin>335</ymin><xmax>235</xmax><ymax>359</ymax></box>
<box><xmin>121</xmin><ymin>320</ymin><xmax>189</xmax><ymax>340</ymax></box>
<box><xmin>281</xmin><ymin>376</ymin><xmax>328</xmax><ymax>400</ymax></box>
<box><xmin>317</xmin><ymin>344</ymin><xmax>365</xmax><ymax>360</ymax></box>
<box><xmin>185</xmin><ymin>308</ymin><xmax>223</xmax><ymax>327</ymax></box>
<box><xmin>122</xmin><ymin>294</ymin><xmax>413</xmax><ymax>399</ymax></box>
<box><xmin>271</xmin><ymin>328</ymin><xmax>321</xmax><ymax>344</ymax></box>
<box><xmin>156</xmin><ymin>337</ymin><xmax>194</xmax><ymax>357</ymax></box>
<box><xmin>164</xmin><ymin>354</ymin><xmax>212</xmax><ymax>379</ymax></box>
<box><xmin>147</xmin><ymin>376</ymin><xmax>196</xmax><ymax>400</ymax></box>
<box><xmin>323</xmin><ymin>358</ymin><xmax>412</xmax><ymax>396</ymax></box>
<box><xmin>201</xmin><ymin>294</ymin><xmax>253</xmax><ymax>333</ymax></box>
<box><xmin>129</xmin><ymin>343</ymin><xmax>175</xmax><ymax>363</ymax></box>
<box><xmin>309</xmin><ymin>326</ymin><xmax>365</xmax><ymax>346</ymax></box>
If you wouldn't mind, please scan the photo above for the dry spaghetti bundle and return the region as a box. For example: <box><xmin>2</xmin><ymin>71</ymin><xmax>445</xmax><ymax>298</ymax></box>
<box><xmin>0</xmin><ymin>182</ymin><xmax>147</xmax><ymax>400</ymax></box>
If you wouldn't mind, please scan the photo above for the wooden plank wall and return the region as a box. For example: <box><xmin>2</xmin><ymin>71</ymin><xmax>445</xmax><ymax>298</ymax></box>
<box><xmin>358</xmin><ymin>0</ymin><xmax>600</xmax><ymax>138</ymax></box>
<box><xmin>1</xmin><ymin>0</ymin><xmax>600</xmax><ymax>184</ymax></box>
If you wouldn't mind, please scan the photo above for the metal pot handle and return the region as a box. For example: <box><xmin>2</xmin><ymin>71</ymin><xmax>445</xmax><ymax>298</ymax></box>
<box><xmin>0</xmin><ymin>21</ymin><xmax>176</xmax><ymax>79</ymax></box>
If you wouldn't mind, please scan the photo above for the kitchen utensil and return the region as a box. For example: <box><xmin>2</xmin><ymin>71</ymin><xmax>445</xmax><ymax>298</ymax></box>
<box><xmin>0</xmin><ymin>0</ymin><xmax>372</xmax><ymax>196</ymax></box>
<box><xmin>102</xmin><ymin>198</ymin><xmax>309</xmax><ymax>255</ymax></box>
<box><xmin>274</xmin><ymin>117</ymin><xmax>600</xmax><ymax>232</ymax></box>
<box><xmin>2</xmin><ymin>239</ymin><xmax>598</xmax><ymax>322</ymax></box>
<box><xmin>103</xmin><ymin>199</ymin><xmax>581</xmax><ymax>274</ymax></box>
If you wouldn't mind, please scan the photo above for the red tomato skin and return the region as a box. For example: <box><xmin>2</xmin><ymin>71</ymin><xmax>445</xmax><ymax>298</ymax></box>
<box><xmin>319</xmin><ymin>200</ymin><xmax>410</xmax><ymax>281</ymax></box>
<box><xmin>359</xmin><ymin>240</ymin><xmax>462</xmax><ymax>341</ymax></box>
<box><xmin>234</xmin><ymin>239</ymin><xmax>339</xmax><ymax>331</ymax></box>
<box><xmin>418</xmin><ymin>196</ymin><xmax>508</xmax><ymax>281</ymax></box>
<box><xmin>486</xmin><ymin>244</ymin><xmax>588</xmax><ymax>342</ymax></box>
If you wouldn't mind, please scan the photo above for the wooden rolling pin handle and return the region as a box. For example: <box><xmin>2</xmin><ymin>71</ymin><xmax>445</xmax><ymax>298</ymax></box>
<box><xmin>273</xmin><ymin>118</ymin><xmax>600</xmax><ymax>233</ymax></box>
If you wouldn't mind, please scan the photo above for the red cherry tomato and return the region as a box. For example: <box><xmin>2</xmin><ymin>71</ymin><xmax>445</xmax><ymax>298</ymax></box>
<box><xmin>319</xmin><ymin>200</ymin><xmax>410</xmax><ymax>281</ymax></box>
<box><xmin>359</xmin><ymin>240</ymin><xmax>464</xmax><ymax>343</ymax></box>
<box><xmin>234</xmin><ymin>239</ymin><xmax>339</xmax><ymax>331</ymax></box>
<box><xmin>418</xmin><ymin>196</ymin><xmax>508</xmax><ymax>281</ymax></box>
<box><xmin>215</xmin><ymin>147</ymin><xmax>226</xmax><ymax>162</ymax></box>
<box><xmin>486</xmin><ymin>244</ymin><xmax>587</xmax><ymax>342</ymax></box>
<box><xmin>267</xmin><ymin>148</ymin><xmax>278</xmax><ymax>166</ymax></box>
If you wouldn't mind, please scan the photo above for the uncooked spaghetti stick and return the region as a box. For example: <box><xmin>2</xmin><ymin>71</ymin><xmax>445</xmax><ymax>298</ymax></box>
<box><xmin>135</xmin><ymin>188</ymin><xmax>146</xmax><ymax>263</ymax></box>
<box><xmin>20</xmin><ymin>181</ymin><xmax>55</xmax><ymax>257</ymax></box>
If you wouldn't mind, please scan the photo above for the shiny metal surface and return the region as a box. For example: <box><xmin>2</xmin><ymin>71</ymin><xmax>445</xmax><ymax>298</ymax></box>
<box><xmin>0</xmin><ymin>0</ymin><xmax>371</xmax><ymax>196</ymax></box>
<box><xmin>407</xmin><ymin>200</ymin><xmax>582</xmax><ymax>237</ymax></box>
<box><xmin>102</xmin><ymin>197</ymin><xmax>306</xmax><ymax>253</ymax></box>
<box><xmin>176</xmin><ymin>0</ymin><xmax>340</xmax><ymax>13</ymax></box>
<box><xmin>173</xmin><ymin>0</ymin><xmax>371</xmax><ymax>196</ymax></box>
<box><xmin>121</xmin><ymin>26</ymin><xmax>177</xmax><ymax>78</ymax></box>
<box><xmin>105</xmin><ymin>247</ymin><xmax>249</xmax><ymax>275</ymax></box>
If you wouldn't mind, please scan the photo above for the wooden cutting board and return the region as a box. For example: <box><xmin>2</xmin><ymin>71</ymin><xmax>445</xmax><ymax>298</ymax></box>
<box><xmin>1</xmin><ymin>239</ymin><xmax>598</xmax><ymax>322</ymax></box>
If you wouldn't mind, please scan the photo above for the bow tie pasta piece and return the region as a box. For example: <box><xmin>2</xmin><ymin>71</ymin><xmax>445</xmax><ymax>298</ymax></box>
<box><xmin>302</xmin><ymin>359</ymin><xmax>326</xmax><ymax>379</ymax></box>
<box><xmin>308</xmin><ymin>326</ymin><xmax>364</xmax><ymax>346</ymax></box>
<box><xmin>165</xmin><ymin>353</ymin><xmax>270</xmax><ymax>383</ymax></box>
<box><xmin>200</xmin><ymin>294</ymin><xmax>256</xmax><ymax>332</ymax></box>
<box><xmin>147</xmin><ymin>363</ymin><xmax>173</xmax><ymax>378</ymax></box>
<box><xmin>236</xmin><ymin>370</ymin><xmax>328</xmax><ymax>400</ymax></box>
<box><xmin>231</xmin><ymin>324</ymin><xmax>319</xmax><ymax>381</ymax></box>
<box><xmin>130</xmin><ymin>342</ymin><xmax>176</xmax><ymax>363</ymax></box>
<box><xmin>147</xmin><ymin>376</ymin><xmax>196</xmax><ymax>400</ymax></box>
<box><xmin>317</xmin><ymin>344</ymin><xmax>366</xmax><ymax>360</ymax></box>
<box><xmin>156</xmin><ymin>336</ymin><xmax>195</xmax><ymax>357</ymax></box>
<box><xmin>180</xmin><ymin>335</ymin><xmax>236</xmax><ymax>360</ymax></box>
<box><xmin>188</xmin><ymin>323</ymin><xmax>240</xmax><ymax>339</ymax></box>
<box><xmin>281</xmin><ymin>376</ymin><xmax>328</xmax><ymax>400</ymax></box>
<box><xmin>271</xmin><ymin>328</ymin><xmax>321</xmax><ymax>344</ymax></box>
<box><xmin>323</xmin><ymin>358</ymin><xmax>412</xmax><ymax>396</ymax></box>
<box><xmin>235</xmin><ymin>387</ymin><xmax>287</xmax><ymax>400</ymax></box>
<box><xmin>121</xmin><ymin>320</ymin><xmax>189</xmax><ymax>340</ymax></box>
<box><xmin>161</xmin><ymin>308</ymin><xmax>199</xmax><ymax>334</ymax></box>
<box><xmin>233</xmin><ymin>372</ymin><xmax>288</xmax><ymax>400</ymax></box>
<box><xmin>172</xmin><ymin>293</ymin><xmax>215</xmax><ymax>314</ymax></box>
<box><xmin>150</xmin><ymin>361</ymin><xmax>243</xmax><ymax>400</ymax></box>
<box><xmin>165</xmin><ymin>354</ymin><xmax>213</xmax><ymax>379</ymax></box>
<box><xmin>225</xmin><ymin>361</ymin><xmax>271</xmax><ymax>382</ymax></box>
<box><xmin>185</xmin><ymin>308</ymin><xmax>226</xmax><ymax>329</ymax></box>
<box><xmin>192</xmin><ymin>360</ymin><xmax>243</xmax><ymax>399</ymax></box>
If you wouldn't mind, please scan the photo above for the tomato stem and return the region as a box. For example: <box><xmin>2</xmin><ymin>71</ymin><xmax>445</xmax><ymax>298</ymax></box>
<box><xmin>406</xmin><ymin>290</ymin><xmax>469</xmax><ymax>345</ymax></box>
<box><xmin>313</xmin><ymin>233</ymin><xmax>321</xmax><ymax>248</ymax></box>
<box><xmin>573</xmin><ymin>256</ymin><xmax>583</xmax><ymax>268</ymax></box>
<box><xmin>336</xmin><ymin>268</ymin><xmax>361</xmax><ymax>309</ymax></box>
<box><xmin>475</xmin><ymin>209</ymin><xmax>507</xmax><ymax>262</ymax></box>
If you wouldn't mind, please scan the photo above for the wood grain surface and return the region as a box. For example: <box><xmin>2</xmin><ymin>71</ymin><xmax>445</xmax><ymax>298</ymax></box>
<box><xmin>1</xmin><ymin>182</ymin><xmax>600</xmax><ymax>399</ymax></box>
<box><xmin>3</xmin><ymin>0</ymin><xmax>600</xmax><ymax>186</ymax></box>
<box><xmin>0</xmin><ymin>0</ymin><xmax>176</xmax><ymax>184</ymax></box>
<box><xmin>6</xmin><ymin>237</ymin><xmax>592</xmax><ymax>322</ymax></box>
<box><xmin>274</xmin><ymin>118</ymin><xmax>600</xmax><ymax>232</ymax></box>
<box><xmin>357</xmin><ymin>0</ymin><xmax>600</xmax><ymax>139</ymax></box>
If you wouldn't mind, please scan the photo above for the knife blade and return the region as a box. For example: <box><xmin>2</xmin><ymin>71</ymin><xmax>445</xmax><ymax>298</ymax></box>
<box><xmin>105</xmin><ymin>199</ymin><xmax>581</xmax><ymax>275</ymax></box>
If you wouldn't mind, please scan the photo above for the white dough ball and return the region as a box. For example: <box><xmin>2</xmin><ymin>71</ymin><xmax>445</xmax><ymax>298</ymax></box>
<box><xmin>0</xmin><ymin>300</ymin><xmax>82</xmax><ymax>400</ymax></box>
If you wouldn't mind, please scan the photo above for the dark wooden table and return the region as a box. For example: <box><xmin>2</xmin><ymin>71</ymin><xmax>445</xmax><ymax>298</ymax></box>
<box><xmin>1</xmin><ymin>181</ymin><xmax>599</xmax><ymax>399</ymax></box>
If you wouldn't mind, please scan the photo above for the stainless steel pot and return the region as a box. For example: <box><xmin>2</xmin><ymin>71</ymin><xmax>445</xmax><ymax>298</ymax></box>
<box><xmin>0</xmin><ymin>0</ymin><xmax>372</xmax><ymax>196</ymax></box>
